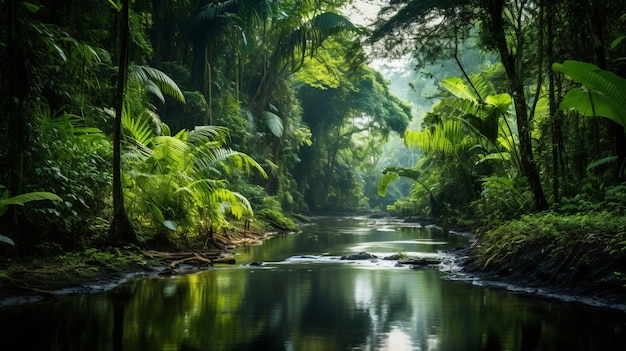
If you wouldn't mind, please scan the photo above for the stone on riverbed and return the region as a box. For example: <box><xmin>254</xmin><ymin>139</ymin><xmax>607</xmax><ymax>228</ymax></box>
<box><xmin>340</xmin><ymin>252</ymin><xmax>378</xmax><ymax>260</ymax></box>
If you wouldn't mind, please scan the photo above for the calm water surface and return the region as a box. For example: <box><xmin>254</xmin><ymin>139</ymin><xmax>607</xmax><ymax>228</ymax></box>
<box><xmin>2</xmin><ymin>217</ymin><xmax>626</xmax><ymax>350</ymax></box>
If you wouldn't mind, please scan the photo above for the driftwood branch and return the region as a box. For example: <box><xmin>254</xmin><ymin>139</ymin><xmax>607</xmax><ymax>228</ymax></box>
<box><xmin>141</xmin><ymin>249</ymin><xmax>235</xmax><ymax>267</ymax></box>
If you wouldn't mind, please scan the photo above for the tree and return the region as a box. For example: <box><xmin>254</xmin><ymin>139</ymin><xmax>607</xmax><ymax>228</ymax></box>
<box><xmin>109</xmin><ymin>0</ymin><xmax>136</xmax><ymax>244</ymax></box>
<box><xmin>370</xmin><ymin>0</ymin><xmax>549</xmax><ymax>211</ymax></box>
<box><xmin>484</xmin><ymin>0</ymin><xmax>548</xmax><ymax>210</ymax></box>
<box><xmin>296</xmin><ymin>63</ymin><xmax>412</xmax><ymax>209</ymax></box>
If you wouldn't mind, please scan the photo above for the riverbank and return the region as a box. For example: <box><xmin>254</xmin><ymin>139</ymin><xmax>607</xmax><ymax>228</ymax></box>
<box><xmin>453</xmin><ymin>211</ymin><xmax>626</xmax><ymax>309</ymax></box>
<box><xmin>0</xmin><ymin>223</ymin><xmax>290</xmax><ymax>308</ymax></box>
<box><xmin>3</xmin><ymin>211</ymin><xmax>626</xmax><ymax>311</ymax></box>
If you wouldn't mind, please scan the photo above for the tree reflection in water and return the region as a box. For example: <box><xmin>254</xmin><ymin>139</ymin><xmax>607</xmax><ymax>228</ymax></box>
<box><xmin>1</xmin><ymin>217</ymin><xmax>625</xmax><ymax>350</ymax></box>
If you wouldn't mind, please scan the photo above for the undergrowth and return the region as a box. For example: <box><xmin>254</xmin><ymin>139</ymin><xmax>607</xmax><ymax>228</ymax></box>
<box><xmin>474</xmin><ymin>211</ymin><xmax>626</xmax><ymax>291</ymax></box>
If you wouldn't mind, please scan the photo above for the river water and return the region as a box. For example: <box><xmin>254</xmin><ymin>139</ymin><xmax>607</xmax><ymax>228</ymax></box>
<box><xmin>1</xmin><ymin>216</ymin><xmax>626</xmax><ymax>350</ymax></box>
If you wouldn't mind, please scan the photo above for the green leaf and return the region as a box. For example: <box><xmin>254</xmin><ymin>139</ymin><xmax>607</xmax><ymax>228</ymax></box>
<box><xmin>0</xmin><ymin>192</ymin><xmax>62</xmax><ymax>207</ymax></box>
<box><xmin>132</xmin><ymin>65</ymin><xmax>186</xmax><ymax>104</ymax></box>
<box><xmin>163</xmin><ymin>220</ymin><xmax>178</xmax><ymax>231</ymax></box>
<box><xmin>147</xmin><ymin>202</ymin><xmax>165</xmax><ymax>223</ymax></box>
<box><xmin>0</xmin><ymin>234</ymin><xmax>15</xmax><ymax>246</ymax></box>
<box><xmin>485</xmin><ymin>93</ymin><xmax>512</xmax><ymax>114</ymax></box>
<box><xmin>559</xmin><ymin>88</ymin><xmax>626</xmax><ymax>127</ymax></box>
<box><xmin>22</xmin><ymin>1</ymin><xmax>40</xmax><ymax>13</ymax></box>
<box><xmin>586</xmin><ymin>156</ymin><xmax>618</xmax><ymax>172</ymax></box>
<box><xmin>611</xmin><ymin>35</ymin><xmax>626</xmax><ymax>49</ymax></box>
<box><xmin>552</xmin><ymin>60</ymin><xmax>626</xmax><ymax>127</ymax></box>
<box><xmin>377</xmin><ymin>171</ymin><xmax>399</xmax><ymax>197</ymax></box>
<box><xmin>262</xmin><ymin>111</ymin><xmax>284</xmax><ymax>137</ymax></box>
<box><xmin>476</xmin><ymin>152</ymin><xmax>511</xmax><ymax>165</ymax></box>
<box><xmin>107</xmin><ymin>0</ymin><xmax>122</xmax><ymax>11</ymax></box>
<box><xmin>122</xmin><ymin>108</ymin><xmax>155</xmax><ymax>147</ymax></box>
<box><xmin>442</xmin><ymin>77</ymin><xmax>478</xmax><ymax>101</ymax></box>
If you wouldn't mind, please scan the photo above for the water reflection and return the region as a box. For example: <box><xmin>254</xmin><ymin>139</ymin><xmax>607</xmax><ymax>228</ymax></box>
<box><xmin>1</xmin><ymin>217</ymin><xmax>626</xmax><ymax>350</ymax></box>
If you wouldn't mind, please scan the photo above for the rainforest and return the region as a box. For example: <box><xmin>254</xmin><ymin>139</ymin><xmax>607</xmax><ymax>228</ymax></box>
<box><xmin>1</xmin><ymin>0</ymin><xmax>626</xmax><ymax>345</ymax></box>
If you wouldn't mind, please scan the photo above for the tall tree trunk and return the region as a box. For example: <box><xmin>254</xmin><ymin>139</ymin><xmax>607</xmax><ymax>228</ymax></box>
<box><xmin>3</xmin><ymin>0</ymin><xmax>32</xmax><ymax>249</ymax></box>
<box><xmin>109</xmin><ymin>0</ymin><xmax>136</xmax><ymax>245</ymax></box>
<box><xmin>488</xmin><ymin>0</ymin><xmax>548</xmax><ymax>210</ymax></box>
<box><xmin>151</xmin><ymin>0</ymin><xmax>174</xmax><ymax>62</ymax></box>
<box><xmin>5</xmin><ymin>0</ymin><xmax>26</xmax><ymax>199</ymax></box>
<box><xmin>546</xmin><ymin>0</ymin><xmax>560</xmax><ymax>202</ymax></box>
<box><xmin>191</xmin><ymin>40</ymin><xmax>207</xmax><ymax>92</ymax></box>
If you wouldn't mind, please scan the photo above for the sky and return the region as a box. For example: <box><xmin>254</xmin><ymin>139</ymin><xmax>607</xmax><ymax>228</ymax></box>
<box><xmin>342</xmin><ymin>0</ymin><xmax>383</xmax><ymax>26</ymax></box>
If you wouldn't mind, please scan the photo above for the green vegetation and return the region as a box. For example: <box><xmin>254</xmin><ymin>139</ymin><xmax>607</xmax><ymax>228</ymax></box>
<box><xmin>369</xmin><ymin>0</ymin><xmax>626</xmax><ymax>295</ymax></box>
<box><xmin>0</xmin><ymin>0</ymin><xmax>411</xmax><ymax>264</ymax></box>
<box><xmin>372</xmin><ymin>1</ymin><xmax>626</xmax><ymax>222</ymax></box>
<box><xmin>472</xmin><ymin>211</ymin><xmax>626</xmax><ymax>295</ymax></box>
<box><xmin>1</xmin><ymin>0</ymin><xmax>626</xmax><ymax>299</ymax></box>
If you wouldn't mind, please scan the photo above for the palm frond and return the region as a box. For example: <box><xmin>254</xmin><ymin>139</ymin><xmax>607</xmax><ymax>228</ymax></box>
<box><xmin>151</xmin><ymin>136</ymin><xmax>193</xmax><ymax>173</ymax></box>
<box><xmin>192</xmin><ymin>0</ymin><xmax>237</xmax><ymax>27</ymax></box>
<box><xmin>370</xmin><ymin>0</ymin><xmax>459</xmax><ymax>43</ymax></box>
<box><xmin>131</xmin><ymin>65</ymin><xmax>186</xmax><ymax>104</ymax></box>
<box><xmin>405</xmin><ymin>120</ymin><xmax>466</xmax><ymax>155</ymax></box>
<box><xmin>586</xmin><ymin>155</ymin><xmax>618</xmax><ymax>172</ymax></box>
<box><xmin>469</xmin><ymin>72</ymin><xmax>496</xmax><ymax>99</ymax></box>
<box><xmin>210</xmin><ymin>188</ymin><xmax>253</xmax><ymax>219</ymax></box>
<box><xmin>279</xmin><ymin>12</ymin><xmax>354</xmax><ymax>69</ymax></box>
<box><xmin>0</xmin><ymin>192</ymin><xmax>62</xmax><ymax>208</ymax></box>
<box><xmin>122</xmin><ymin>108</ymin><xmax>155</xmax><ymax>147</ymax></box>
<box><xmin>194</xmin><ymin>147</ymin><xmax>267</xmax><ymax>179</ymax></box>
<box><xmin>187</xmin><ymin>125</ymin><xmax>230</xmax><ymax>146</ymax></box>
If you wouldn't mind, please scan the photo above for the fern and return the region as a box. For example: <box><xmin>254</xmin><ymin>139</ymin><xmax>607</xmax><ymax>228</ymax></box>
<box><xmin>122</xmin><ymin>108</ymin><xmax>154</xmax><ymax>147</ymax></box>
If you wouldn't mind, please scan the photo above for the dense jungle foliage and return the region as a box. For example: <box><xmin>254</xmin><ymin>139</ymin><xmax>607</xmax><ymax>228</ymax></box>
<box><xmin>2</xmin><ymin>0</ymin><xmax>626</xmax><ymax>274</ymax></box>
<box><xmin>374</xmin><ymin>0</ymin><xmax>626</xmax><ymax>223</ymax></box>
<box><xmin>0</xmin><ymin>0</ymin><xmax>412</xmax><ymax>255</ymax></box>
<box><xmin>371</xmin><ymin>0</ymin><xmax>626</xmax><ymax>282</ymax></box>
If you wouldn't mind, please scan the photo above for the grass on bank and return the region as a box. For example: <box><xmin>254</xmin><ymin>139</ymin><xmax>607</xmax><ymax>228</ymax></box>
<box><xmin>472</xmin><ymin>211</ymin><xmax>626</xmax><ymax>294</ymax></box>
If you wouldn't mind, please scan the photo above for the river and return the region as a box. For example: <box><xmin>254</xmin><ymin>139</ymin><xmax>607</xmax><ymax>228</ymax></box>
<box><xmin>1</xmin><ymin>216</ymin><xmax>625</xmax><ymax>350</ymax></box>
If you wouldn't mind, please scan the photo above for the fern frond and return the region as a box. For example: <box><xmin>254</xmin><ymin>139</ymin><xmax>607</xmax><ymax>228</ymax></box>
<box><xmin>188</xmin><ymin>125</ymin><xmax>230</xmax><ymax>146</ymax></box>
<box><xmin>151</xmin><ymin>136</ymin><xmax>193</xmax><ymax>172</ymax></box>
<box><xmin>122</xmin><ymin>108</ymin><xmax>155</xmax><ymax>147</ymax></box>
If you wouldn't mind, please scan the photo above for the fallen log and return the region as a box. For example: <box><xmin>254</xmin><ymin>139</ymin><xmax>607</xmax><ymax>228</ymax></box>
<box><xmin>142</xmin><ymin>250</ymin><xmax>235</xmax><ymax>267</ymax></box>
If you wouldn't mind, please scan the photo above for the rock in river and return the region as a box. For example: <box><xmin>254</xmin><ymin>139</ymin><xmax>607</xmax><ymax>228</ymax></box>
<box><xmin>340</xmin><ymin>252</ymin><xmax>378</xmax><ymax>260</ymax></box>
